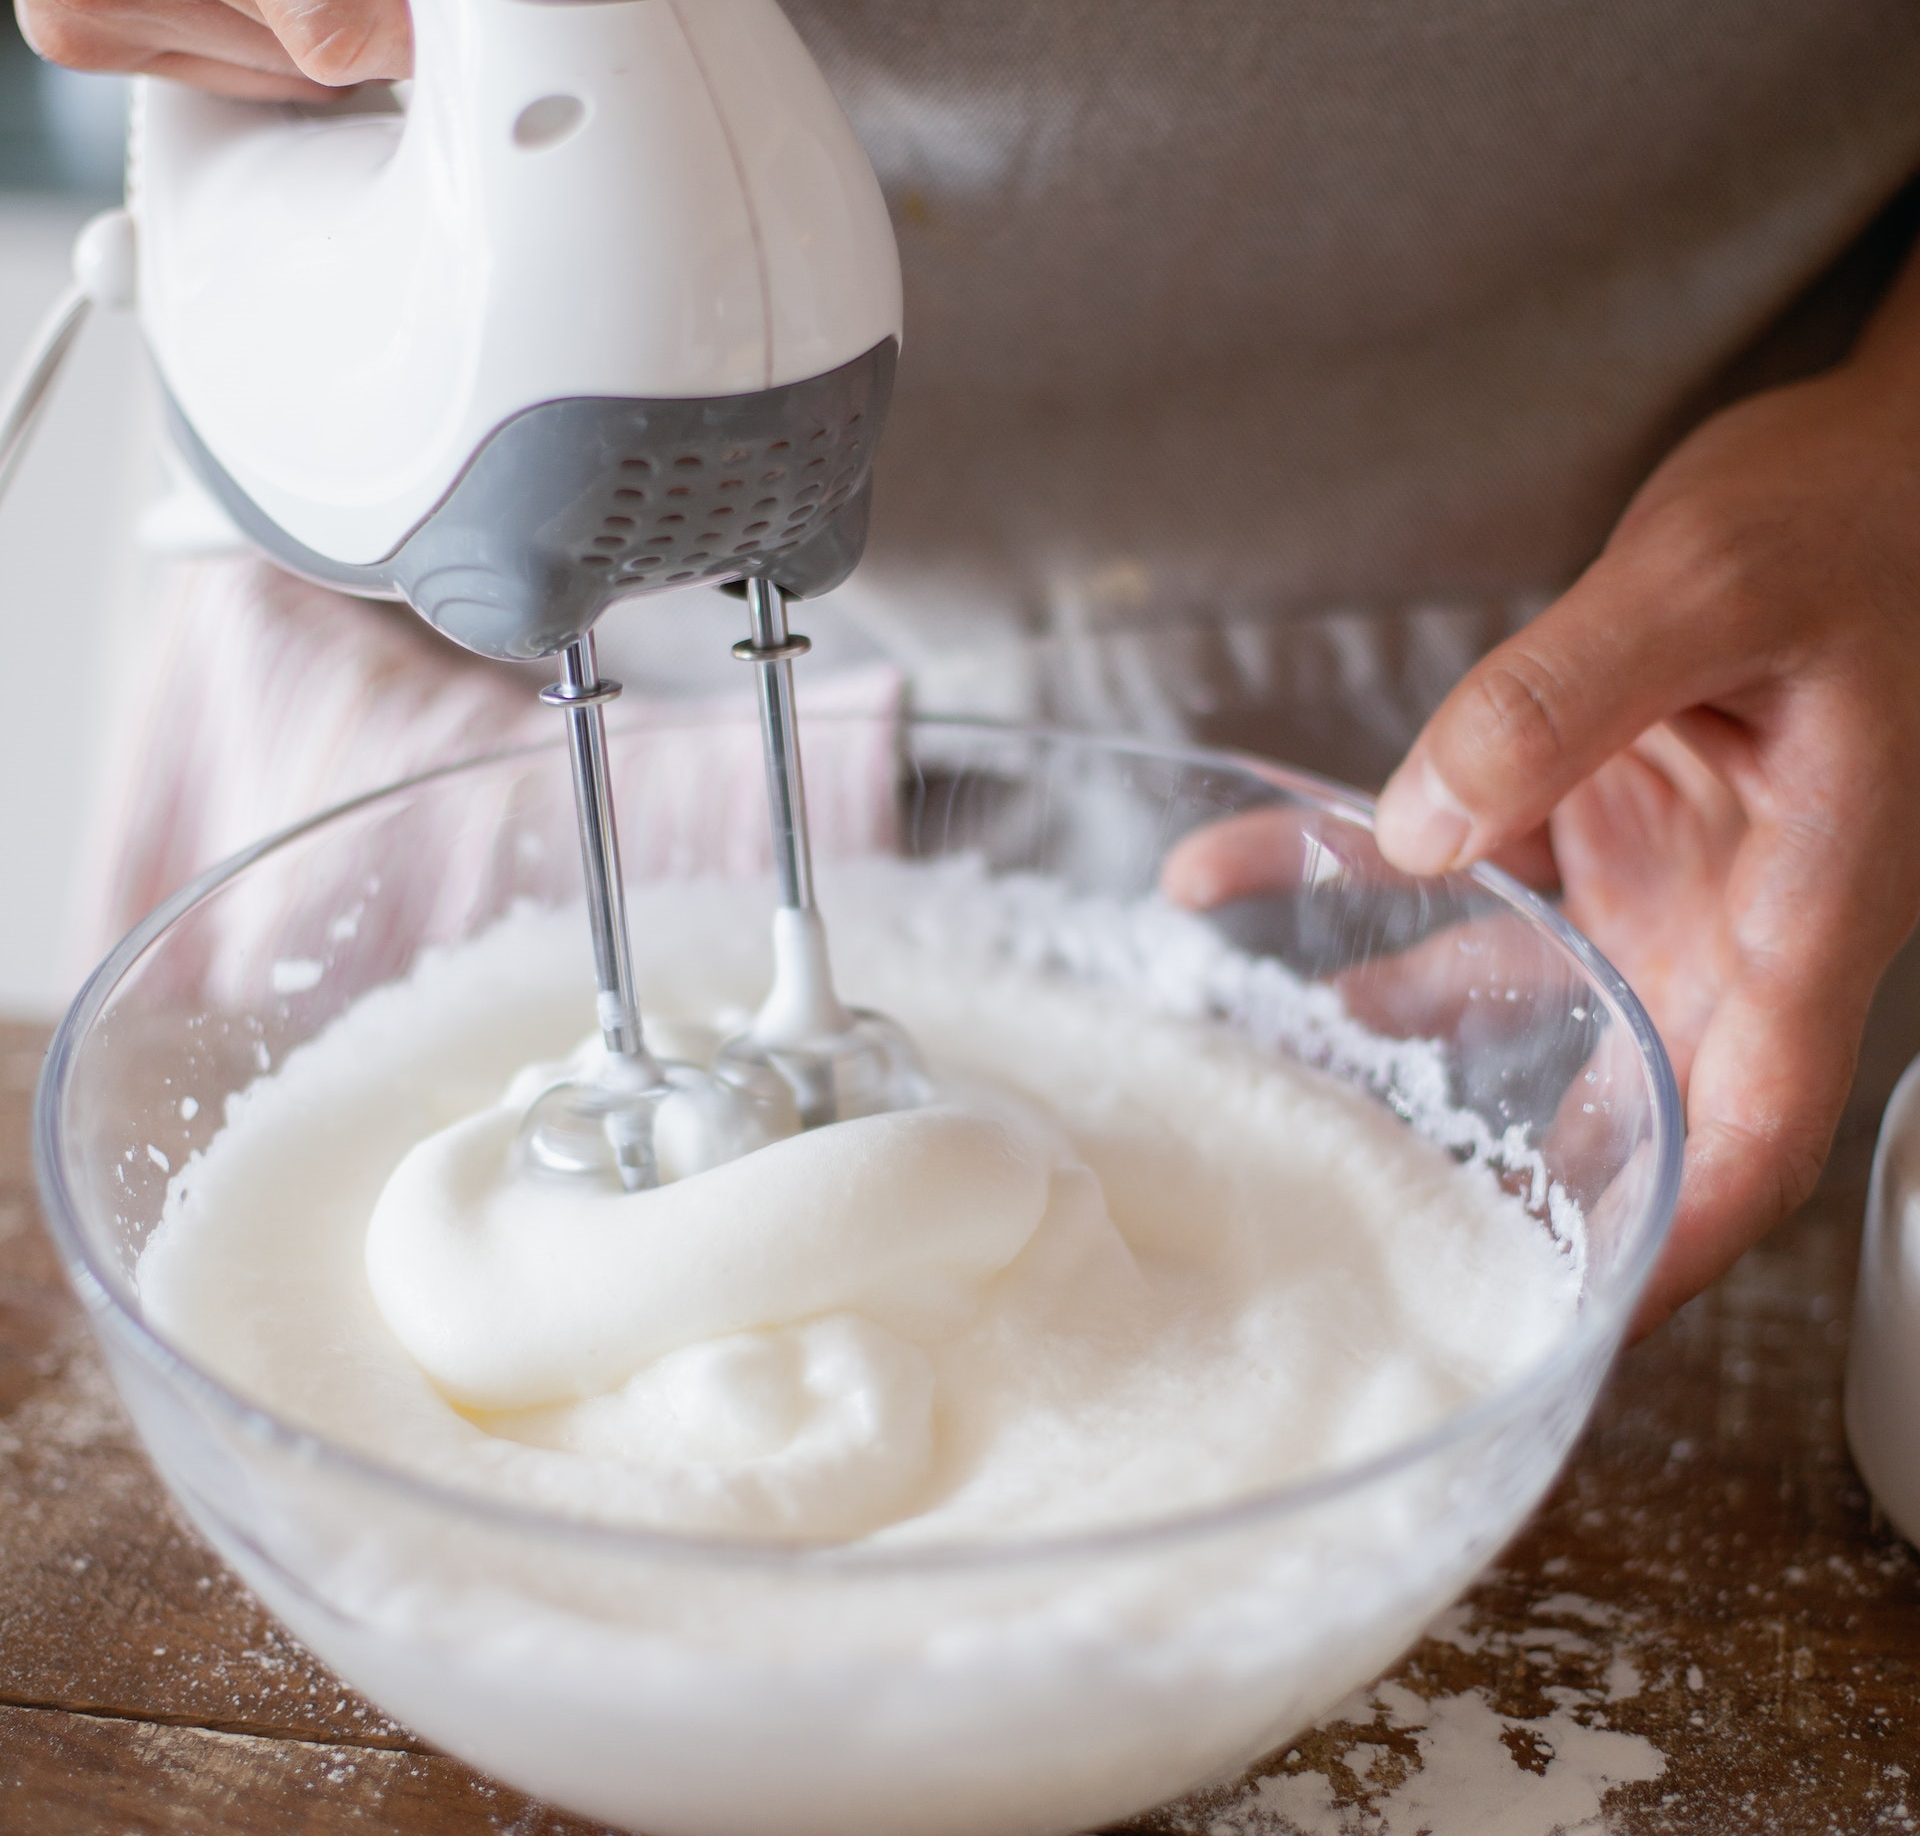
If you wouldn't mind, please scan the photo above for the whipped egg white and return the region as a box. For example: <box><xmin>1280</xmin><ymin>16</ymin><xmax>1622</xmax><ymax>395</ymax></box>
<box><xmin>139</xmin><ymin>861</ymin><xmax>1581</xmax><ymax>1546</ymax></box>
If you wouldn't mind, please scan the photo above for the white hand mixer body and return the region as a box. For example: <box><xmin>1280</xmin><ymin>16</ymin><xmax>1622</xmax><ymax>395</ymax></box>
<box><xmin>94</xmin><ymin>0</ymin><xmax>924</xmax><ymax>1182</ymax></box>
<box><xmin>133</xmin><ymin>0</ymin><xmax>901</xmax><ymax>648</ymax></box>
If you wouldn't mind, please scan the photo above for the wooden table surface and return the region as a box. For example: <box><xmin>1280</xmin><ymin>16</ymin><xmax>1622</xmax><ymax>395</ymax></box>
<box><xmin>4</xmin><ymin>942</ymin><xmax>1919</xmax><ymax>1834</ymax></box>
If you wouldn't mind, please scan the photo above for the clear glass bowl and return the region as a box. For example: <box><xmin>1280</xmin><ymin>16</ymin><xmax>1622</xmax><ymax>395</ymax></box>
<box><xmin>35</xmin><ymin>716</ymin><xmax>1680</xmax><ymax>1836</ymax></box>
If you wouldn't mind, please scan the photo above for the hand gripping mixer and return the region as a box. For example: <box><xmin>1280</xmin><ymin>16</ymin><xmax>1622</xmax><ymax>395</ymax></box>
<box><xmin>4</xmin><ymin>0</ymin><xmax>926</xmax><ymax>1187</ymax></box>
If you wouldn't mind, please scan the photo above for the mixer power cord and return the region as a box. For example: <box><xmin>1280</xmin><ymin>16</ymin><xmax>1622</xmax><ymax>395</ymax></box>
<box><xmin>0</xmin><ymin>208</ymin><xmax>136</xmax><ymax>510</ymax></box>
<box><xmin>0</xmin><ymin>283</ymin><xmax>89</xmax><ymax>508</ymax></box>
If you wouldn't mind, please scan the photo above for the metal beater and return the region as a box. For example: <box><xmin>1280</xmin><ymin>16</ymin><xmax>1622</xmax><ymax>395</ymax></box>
<box><xmin>719</xmin><ymin>580</ymin><xmax>928</xmax><ymax>1129</ymax></box>
<box><xmin>516</xmin><ymin>634</ymin><xmax>778</xmax><ymax>1190</ymax></box>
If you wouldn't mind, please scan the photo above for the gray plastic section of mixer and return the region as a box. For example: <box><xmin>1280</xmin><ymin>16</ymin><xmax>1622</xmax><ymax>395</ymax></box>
<box><xmin>163</xmin><ymin>338</ymin><xmax>896</xmax><ymax>661</ymax></box>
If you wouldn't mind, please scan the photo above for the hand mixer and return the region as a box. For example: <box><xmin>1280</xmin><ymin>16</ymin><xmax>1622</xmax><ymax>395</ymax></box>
<box><xmin>3</xmin><ymin>0</ymin><xmax>926</xmax><ymax>1186</ymax></box>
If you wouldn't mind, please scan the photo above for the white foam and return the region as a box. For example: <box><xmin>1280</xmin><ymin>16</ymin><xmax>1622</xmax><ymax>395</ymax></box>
<box><xmin>140</xmin><ymin>858</ymin><xmax>1583</xmax><ymax>1546</ymax></box>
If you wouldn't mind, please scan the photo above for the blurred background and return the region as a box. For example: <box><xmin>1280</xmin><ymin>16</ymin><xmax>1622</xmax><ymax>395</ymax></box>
<box><xmin>1</xmin><ymin>14</ymin><xmax>152</xmax><ymax>1018</ymax></box>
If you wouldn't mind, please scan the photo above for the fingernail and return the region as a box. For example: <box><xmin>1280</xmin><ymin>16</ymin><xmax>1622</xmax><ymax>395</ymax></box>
<box><xmin>1375</xmin><ymin>757</ymin><xmax>1473</xmax><ymax>874</ymax></box>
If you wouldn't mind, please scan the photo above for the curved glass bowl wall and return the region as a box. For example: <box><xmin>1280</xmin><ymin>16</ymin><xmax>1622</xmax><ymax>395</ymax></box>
<box><xmin>37</xmin><ymin>716</ymin><xmax>1680</xmax><ymax>1836</ymax></box>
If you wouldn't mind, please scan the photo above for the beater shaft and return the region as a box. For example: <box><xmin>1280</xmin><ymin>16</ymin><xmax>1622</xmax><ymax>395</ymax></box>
<box><xmin>735</xmin><ymin>578</ymin><xmax>838</xmax><ymax>1126</ymax></box>
<box><xmin>738</xmin><ymin>578</ymin><xmax>818</xmax><ymax>914</ymax></box>
<box><xmin>723</xmin><ymin>580</ymin><xmax>929</xmax><ymax>1132</ymax></box>
<box><xmin>541</xmin><ymin>635</ymin><xmax>660</xmax><ymax>1079</ymax></box>
<box><xmin>524</xmin><ymin>633</ymin><xmax>777</xmax><ymax>1192</ymax></box>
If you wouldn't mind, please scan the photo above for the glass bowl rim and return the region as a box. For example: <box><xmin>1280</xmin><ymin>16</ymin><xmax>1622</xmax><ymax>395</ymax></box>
<box><xmin>33</xmin><ymin>714</ymin><xmax>1683</xmax><ymax>1576</ymax></box>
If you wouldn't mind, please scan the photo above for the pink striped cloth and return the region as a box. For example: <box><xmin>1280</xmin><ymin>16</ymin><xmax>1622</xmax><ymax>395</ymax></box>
<box><xmin>72</xmin><ymin>559</ymin><xmax>906</xmax><ymax>979</ymax></box>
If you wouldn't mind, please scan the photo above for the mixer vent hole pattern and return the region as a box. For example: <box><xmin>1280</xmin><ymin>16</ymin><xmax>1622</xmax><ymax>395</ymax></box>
<box><xmin>576</xmin><ymin>420</ymin><xmax>874</xmax><ymax>583</ymax></box>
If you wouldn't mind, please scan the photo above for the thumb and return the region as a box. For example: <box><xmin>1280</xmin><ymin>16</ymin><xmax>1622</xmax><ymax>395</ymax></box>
<box><xmin>1374</xmin><ymin>551</ymin><xmax>1727</xmax><ymax>875</ymax></box>
<box><xmin>253</xmin><ymin>0</ymin><xmax>413</xmax><ymax>85</ymax></box>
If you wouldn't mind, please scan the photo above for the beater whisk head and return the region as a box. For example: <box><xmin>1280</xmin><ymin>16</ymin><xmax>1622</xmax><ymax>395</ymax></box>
<box><xmin>517</xmin><ymin>1047</ymin><xmax>791</xmax><ymax>1191</ymax></box>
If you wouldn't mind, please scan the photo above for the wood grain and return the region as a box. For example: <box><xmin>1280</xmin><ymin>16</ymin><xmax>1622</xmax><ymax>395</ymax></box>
<box><xmin>0</xmin><ymin>1705</ymin><xmax>617</xmax><ymax>1836</ymax></box>
<box><xmin>3</xmin><ymin>931</ymin><xmax>1918</xmax><ymax>1834</ymax></box>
